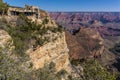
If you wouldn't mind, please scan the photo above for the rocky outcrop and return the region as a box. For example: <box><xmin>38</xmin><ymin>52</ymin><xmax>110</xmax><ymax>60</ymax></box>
<box><xmin>0</xmin><ymin>29</ymin><xmax>14</xmax><ymax>53</ymax></box>
<box><xmin>42</xmin><ymin>16</ymin><xmax>58</xmax><ymax>28</ymax></box>
<box><xmin>40</xmin><ymin>10</ymin><xmax>58</xmax><ymax>28</ymax></box>
<box><xmin>0</xmin><ymin>9</ymin><xmax>72</xmax><ymax>75</ymax></box>
<box><xmin>23</xmin><ymin>10</ymin><xmax>71</xmax><ymax>72</ymax></box>
<box><xmin>27</xmin><ymin>32</ymin><xmax>71</xmax><ymax>72</ymax></box>
<box><xmin>65</xmin><ymin>28</ymin><xmax>104</xmax><ymax>60</ymax></box>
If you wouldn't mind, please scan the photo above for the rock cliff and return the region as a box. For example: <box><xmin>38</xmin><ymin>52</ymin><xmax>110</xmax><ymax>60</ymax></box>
<box><xmin>0</xmin><ymin>10</ymin><xmax>72</xmax><ymax>73</ymax></box>
<box><xmin>0</xmin><ymin>29</ymin><xmax>14</xmax><ymax>53</ymax></box>
<box><xmin>28</xmin><ymin>32</ymin><xmax>71</xmax><ymax>72</ymax></box>
<box><xmin>65</xmin><ymin>28</ymin><xmax>104</xmax><ymax>60</ymax></box>
<box><xmin>0</xmin><ymin>9</ymin><xmax>73</xmax><ymax>79</ymax></box>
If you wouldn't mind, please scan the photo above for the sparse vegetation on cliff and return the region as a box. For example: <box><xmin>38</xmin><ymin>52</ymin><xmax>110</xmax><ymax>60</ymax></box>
<box><xmin>70</xmin><ymin>59</ymin><xmax>116</xmax><ymax>80</ymax></box>
<box><xmin>5</xmin><ymin>16</ymin><xmax>47</xmax><ymax>56</ymax></box>
<box><xmin>0</xmin><ymin>13</ymin><xmax>66</xmax><ymax>80</ymax></box>
<box><xmin>0</xmin><ymin>14</ymin><xmax>63</xmax><ymax>56</ymax></box>
<box><xmin>0</xmin><ymin>46</ymin><xmax>67</xmax><ymax>80</ymax></box>
<box><xmin>81</xmin><ymin>60</ymin><xmax>116</xmax><ymax>80</ymax></box>
<box><xmin>26</xmin><ymin>62</ymin><xmax>68</xmax><ymax>80</ymax></box>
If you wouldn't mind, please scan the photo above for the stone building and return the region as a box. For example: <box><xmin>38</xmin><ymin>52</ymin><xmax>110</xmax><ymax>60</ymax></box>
<box><xmin>7</xmin><ymin>5</ymin><xmax>40</xmax><ymax>21</ymax></box>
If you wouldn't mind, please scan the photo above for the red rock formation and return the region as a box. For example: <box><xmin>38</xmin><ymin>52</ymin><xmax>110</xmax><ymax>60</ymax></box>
<box><xmin>50</xmin><ymin>12</ymin><xmax>120</xmax><ymax>37</ymax></box>
<box><xmin>65</xmin><ymin>28</ymin><xmax>104</xmax><ymax>60</ymax></box>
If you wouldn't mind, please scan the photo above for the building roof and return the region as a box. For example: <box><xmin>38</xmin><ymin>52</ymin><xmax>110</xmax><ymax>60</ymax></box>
<box><xmin>9</xmin><ymin>6</ymin><xmax>24</xmax><ymax>9</ymax></box>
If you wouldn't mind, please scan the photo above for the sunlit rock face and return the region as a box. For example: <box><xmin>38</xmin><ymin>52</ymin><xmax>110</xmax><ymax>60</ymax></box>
<box><xmin>25</xmin><ymin>11</ymin><xmax>72</xmax><ymax>73</ymax></box>
<box><xmin>28</xmin><ymin>32</ymin><xmax>71</xmax><ymax>72</ymax></box>
<box><xmin>0</xmin><ymin>29</ymin><xmax>14</xmax><ymax>52</ymax></box>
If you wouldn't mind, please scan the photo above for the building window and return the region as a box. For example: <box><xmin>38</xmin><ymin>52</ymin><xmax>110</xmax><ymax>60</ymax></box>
<box><xmin>36</xmin><ymin>14</ymin><xmax>38</xmax><ymax>19</ymax></box>
<box><xmin>34</xmin><ymin>9</ymin><xmax>38</xmax><ymax>12</ymax></box>
<box><xmin>11</xmin><ymin>11</ymin><xmax>15</xmax><ymax>15</ymax></box>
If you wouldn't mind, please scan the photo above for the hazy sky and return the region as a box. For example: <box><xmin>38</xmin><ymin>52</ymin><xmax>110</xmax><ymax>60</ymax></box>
<box><xmin>3</xmin><ymin>0</ymin><xmax>120</xmax><ymax>12</ymax></box>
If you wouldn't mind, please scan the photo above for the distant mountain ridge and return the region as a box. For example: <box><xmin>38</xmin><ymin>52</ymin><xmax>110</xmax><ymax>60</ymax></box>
<box><xmin>49</xmin><ymin>12</ymin><xmax>120</xmax><ymax>37</ymax></box>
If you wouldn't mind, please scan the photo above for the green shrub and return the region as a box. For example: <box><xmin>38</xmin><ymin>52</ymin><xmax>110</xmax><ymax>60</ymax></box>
<box><xmin>80</xmin><ymin>59</ymin><xmax>116</xmax><ymax>80</ymax></box>
<box><xmin>49</xmin><ymin>62</ymin><xmax>55</xmax><ymax>70</ymax></box>
<box><xmin>0</xmin><ymin>0</ymin><xmax>9</xmax><ymax>15</ymax></box>
<box><xmin>33</xmin><ymin>63</ymin><xmax>62</xmax><ymax>80</ymax></box>
<box><xmin>0</xmin><ymin>15</ymin><xmax>51</xmax><ymax>56</ymax></box>
<box><xmin>109</xmin><ymin>43</ymin><xmax>120</xmax><ymax>55</ymax></box>
<box><xmin>56</xmin><ymin>69</ymin><xmax>67</xmax><ymax>77</ymax></box>
<box><xmin>0</xmin><ymin>46</ymin><xmax>36</xmax><ymax>80</ymax></box>
<box><xmin>57</xmin><ymin>24</ymin><xmax>63</xmax><ymax>33</ymax></box>
<box><xmin>49</xmin><ymin>24</ymin><xmax>63</xmax><ymax>33</ymax></box>
<box><xmin>42</xmin><ymin>17</ymin><xmax>49</xmax><ymax>24</ymax></box>
<box><xmin>70</xmin><ymin>59</ymin><xmax>80</xmax><ymax>66</ymax></box>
